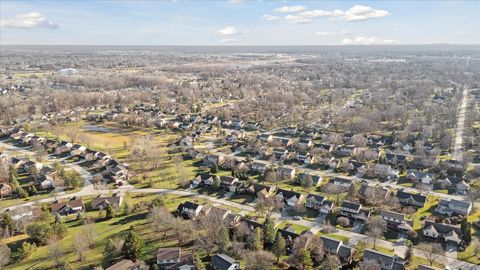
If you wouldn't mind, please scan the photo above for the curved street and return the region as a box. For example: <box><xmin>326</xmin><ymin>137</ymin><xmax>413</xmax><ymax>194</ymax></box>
<box><xmin>0</xmin><ymin>141</ymin><xmax>478</xmax><ymax>270</ymax></box>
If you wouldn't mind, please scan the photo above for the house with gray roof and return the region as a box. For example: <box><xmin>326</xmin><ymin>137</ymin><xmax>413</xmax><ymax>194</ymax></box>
<box><xmin>362</xmin><ymin>249</ymin><xmax>404</xmax><ymax>270</ymax></box>
<box><xmin>422</xmin><ymin>220</ymin><xmax>463</xmax><ymax>246</ymax></box>
<box><xmin>396</xmin><ymin>189</ymin><xmax>426</xmax><ymax>208</ymax></box>
<box><xmin>320</xmin><ymin>235</ymin><xmax>355</xmax><ymax>264</ymax></box>
<box><xmin>380</xmin><ymin>210</ymin><xmax>413</xmax><ymax>233</ymax></box>
<box><xmin>305</xmin><ymin>194</ymin><xmax>334</xmax><ymax>214</ymax></box>
<box><xmin>435</xmin><ymin>198</ymin><xmax>472</xmax><ymax>217</ymax></box>
<box><xmin>210</xmin><ymin>254</ymin><xmax>240</xmax><ymax>270</ymax></box>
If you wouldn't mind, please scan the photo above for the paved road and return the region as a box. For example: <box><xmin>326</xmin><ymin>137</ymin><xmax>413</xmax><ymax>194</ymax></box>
<box><xmin>1</xmin><ymin>141</ymin><xmax>478</xmax><ymax>269</ymax></box>
<box><xmin>453</xmin><ymin>87</ymin><xmax>470</xmax><ymax>161</ymax></box>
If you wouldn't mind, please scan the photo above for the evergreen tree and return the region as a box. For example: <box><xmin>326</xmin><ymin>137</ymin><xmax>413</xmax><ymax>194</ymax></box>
<box><xmin>218</xmin><ymin>224</ymin><xmax>230</xmax><ymax>252</ymax></box>
<box><xmin>254</xmin><ymin>227</ymin><xmax>263</xmax><ymax>250</ymax></box>
<box><xmin>29</xmin><ymin>185</ymin><xmax>38</xmax><ymax>196</ymax></box>
<box><xmin>194</xmin><ymin>252</ymin><xmax>206</xmax><ymax>270</ymax></box>
<box><xmin>0</xmin><ymin>213</ymin><xmax>15</xmax><ymax>237</ymax></box>
<box><xmin>405</xmin><ymin>241</ymin><xmax>412</xmax><ymax>264</ymax></box>
<box><xmin>18</xmin><ymin>187</ymin><xmax>29</xmax><ymax>198</ymax></box>
<box><xmin>300</xmin><ymin>248</ymin><xmax>313</xmax><ymax>270</ymax></box>
<box><xmin>105</xmin><ymin>204</ymin><xmax>115</xmax><ymax>219</ymax></box>
<box><xmin>461</xmin><ymin>218</ymin><xmax>472</xmax><ymax>244</ymax></box>
<box><xmin>122</xmin><ymin>231</ymin><xmax>144</xmax><ymax>261</ymax></box>
<box><xmin>273</xmin><ymin>232</ymin><xmax>286</xmax><ymax>263</ymax></box>
<box><xmin>123</xmin><ymin>201</ymin><xmax>131</xmax><ymax>215</ymax></box>
<box><xmin>263</xmin><ymin>217</ymin><xmax>276</xmax><ymax>245</ymax></box>
<box><xmin>210</xmin><ymin>164</ymin><xmax>219</xmax><ymax>173</ymax></box>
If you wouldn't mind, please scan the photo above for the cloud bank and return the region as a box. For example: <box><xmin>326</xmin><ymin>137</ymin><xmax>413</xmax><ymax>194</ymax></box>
<box><xmin>0</xmin><ymin>12</ymin><xmax>58</xmax><ymax>29</ymax></box>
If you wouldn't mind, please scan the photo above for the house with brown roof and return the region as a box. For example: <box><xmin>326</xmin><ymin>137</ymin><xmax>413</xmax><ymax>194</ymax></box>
<box><xmin>51</xmin><ymin>197</ymin><xmax>84</xmax><ymax>216</ymax></box>
<box><xmin>91</xmin><ymin>193</ymin><xmax>123</xmax><ymax>210</ymax></box>
<box><xmin>0</xmin><ymin>183</ymin><xmax>12</xmax><ymax>198</ymax></box>
<box><xmin>156</xmin><ymin>248</ymin><xmax>194</xmax><ymax>270</ymax></box>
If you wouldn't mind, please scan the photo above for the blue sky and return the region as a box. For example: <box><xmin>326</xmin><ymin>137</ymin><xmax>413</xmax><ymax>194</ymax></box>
<box><xmin>1</xmin><ymin>0</ymin><xmax>479</xmax><ymax>45</ymax></box>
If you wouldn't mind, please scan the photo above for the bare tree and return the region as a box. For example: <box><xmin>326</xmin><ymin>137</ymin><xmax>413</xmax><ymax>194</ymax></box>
<box><xmin>0</xmin><ymin>242</ymin><xmax>11</xmax><ymax>269</ymax></box>
<box><xmin>365</xmin><ymin>216</ymin><xmax>387</xmax><ymax>249</ymax></box>
<box><xmin>244</xmin><ymin>250</ymin><xmax>275</xmax><ymax>270</ymax></box>
<box><xmin>359</xmin><ymin>259</ymin><xmax>382</xmax><ymax>270</ymax></box>
<box><xmin>48</xmin><ymin>240</ymin><xmax>64</xmax><ymax>268</ymax></box>
<box><xmin>322</xmin><ymin>183</ymin><xmax>347</xmax><ymax>205</ymax></box>
<box><xmin>417</xmin><ymin>243</ymin><xmax>444</xmax><ymax>266</ymax></box>
<box><xmin>74</xmin><ymin>232</ymin><xmax>89</xmax><ymax>261</ymax></box>
<box><xmin>149</xmin><ymin>206</ymin><xmax>174</xmax><ymax>237</ymax></box>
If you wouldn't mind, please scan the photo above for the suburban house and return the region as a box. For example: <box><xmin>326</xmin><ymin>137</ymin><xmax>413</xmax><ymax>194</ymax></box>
<box><xmin>156</xmin><ymin>248</ymin><xmax>194</xmax><ymax>270</ymax></box>
<box><xmin>275</xmin><ymin>137</ymin><xmax>294</xmax><ymax>147</ymax></box>
<box><xmin>380</xmin><ymin>210</ymin><xmax>413</xmax><ymax>233</ymax></box>
<box><xmin>305</xmin><ymin>194</ymin><xmax>334</xmax><ymax>214</ymax></box>
<box><xmin>250</xmin><ymin>160</ymin><xmax>271</xmax><ymax>174</ymax></box>
<box><xmin>358</xmin><ymin>185</ymin><xmax>390</xmax><ymax>201</ymax></box>
<box><xmin>435</xmin><ymin>175</ymin><xmax>469</xmax><ymax>195</ymax></box>
<box><xmin>207</xmin><ymin>206</ymin><xmax>231</xmax><ymax>220</ymax></box>
<box><xmin>91</xmin><ymin>193</ymin><xmax>123</xmax><ymax>210</ymax></box>
<box><xmin>335</xmin><ymin>145</ymin><xmax>355</xmax><ymax>157</ymax></box>
<box><xmin>339</xmin><ymin>201</ymin><xmax>371</xmax><ymax>222</ymax></box>
<box><xmin>396</xmin><ymin>189</ymin><xmax>427</xmax><ymax>208</ymax></box>
<box><xmin>204</xmin><ymin>154</ymin><xmax>225</xmax><ymax>166</ymax></box>
<box><xmin>314</xmin><ymin>143</ymin><xmax>335</xmax><ymax>153</ymax></box>
<box><xmin>257</xmin><ymin>133</ymin><xmax>273</xmax><ymax>143</ymax></box>
<box><xmin>272</xmin><ymin>147</ymin><xmax>289</xmax><ymax>160</ymax></box>
<box><xmin>372</xmin><ymin>164</ymin><xmax>399</xmax><ymax>180</ymax></box>
<box><xmin>422</xmin><ymin>220</ymin><xmax>463</xmax><ymax>246</ymax></box>
<box><xmin>385</xmin><ymin>153</ymin><xmax>407</xmax><ymax>166</ymax></box>
<box><xmin>320</xmin><ymin>235</ymin><xmax>355</xmax><ymax>265</ymax></box>
<box><xmin>406</xmin><ymin>170</ymin><xmax>434</xmax><ymax>185</ymax></box>
<box><xmin>0</xmin><ymin>183</ymin><xmax>12</xmax><ymax>198</ymax></box>
<box><xmin>276</xmin><ymin>166</ymin><xmax>296</xmax><ymax>180</ymax></box>
<box><xmin>177</xmin><ymin>201</ymin><xmax>203</xmax><ymax>219</ymax></box>
<box><xmin>70</xmin><ymin>144</ymin><xmax>87</xmax><ymax>156</ymax></box>
<box><xmin>275</xmin><ymin>189</ymin><xmax>305</xmax><ymax>207</ymax></box>
<box><xmin>105</xmin><ymin>259</ymin><xmax>147</xmax><ymax>270</ymax></box>
<box><xmin>220</xmin><ymin>176</ymin><xmax>240</xmax><ymax>192</ymax></box>
<box><xmin>330</xmin><ymin>177</ymin><xmax>353</xmax><ymax>188</ymax></box>
<box><xmin>51</xmin><ymin>197</ymin><xmax>85</xmax><ymax>216</ymax></box>
<box><xmin>297</xmin><ymin>172</ymin><xmax>323</xmax><ymax>187</ymax></box>
<box><xmin>210</xmin><ymin>254</ymin><xmax>240</xmax><ymax>270</ymax></box>
<box><xmin>297</xmin><ymin>138</ymin><xmax>313</xmax><ymax>149</ymax></box>
<box><xmin>362</xmin><ymin>249</ymin><xmax>405</xmax><ymax>270</ymax></box>
<box><xmin>191</xmin><ymin>173</ymin><xmax>217</xmax><ymax>187</ymax></box>
<box><xmin>246</xmin><ymin>183</ymin><xmax>276</xmax><ymax>199</ymax></box>
<box><xmin>434</xmin><ymin>198</ymin><xmax>472</xmax><ymax>217</ymax></box>
<box><xmin>296</xmin><ymin>151</ymin><xmax>315</xmax><ymax>164</ymax></box>
<box><xmin>277</xmin><ymin>227</ymin><xmax>300</xmax><ymax>249</ymax></box>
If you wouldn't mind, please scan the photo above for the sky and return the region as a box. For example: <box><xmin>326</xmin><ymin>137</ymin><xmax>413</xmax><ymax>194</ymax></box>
<box><xmin>0</xmin><ymin>0</ymin><xmax>479</xmax><ymax>45</ymax></box>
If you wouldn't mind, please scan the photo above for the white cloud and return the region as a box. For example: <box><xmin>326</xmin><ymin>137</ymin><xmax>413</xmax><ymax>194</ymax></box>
<box><xmin>261</xmin><ymin>14</ymin><xmax>280</xmax><ymax>21</ymax></box>
<box><xmin>316</xmin><ymin>30</ymin><xmax>351</xmax><ymax>36</ymax></box>
<box><xmin>285</xmin><ymin>15</ymin><xmax>312</xmax><ymax>24</ymax></box>
<box><xmin>0</xmin><ymin>12</ymin><xmax>58</xmax><ymax>29</ymax></box>
<box><xmin>341</xmin><ymin>36</ymin><xmax>397</xmax><ymax>45</ymax></box>
<box><xmin>229</xmin><ymin>0</ymin><xmax>243</xmax><ymax>4</ymax></box>
<box><xmin>279</xmin><ymin>5</ymin><xmax>389</xmax><ymax>24</ymax></box>
<box><xmin>216</xmin><ymin>26</ymin><xmax>246</xmax><ymax>36</ymax></box>
<box><xmin>274</xmin><ymin>5</ymin><xmax>306</xmax><ymax>13</ymax></box>
<box><xmin>337</xmin><ymin>5</ymin><xmax>390</xmax><ymax>21</ymax></box>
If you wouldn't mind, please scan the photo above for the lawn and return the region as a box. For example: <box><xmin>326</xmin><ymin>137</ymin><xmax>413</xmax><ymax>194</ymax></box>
<box><xmin>408</xmin><ymin>256</ymin><xmax>444</xmax><ymax>270</ymax></box>
<box><xmin>410</xmin><ymin>195</ymin><xmax>439</xmax><ymax>230</ymax></box>
<box><xmin>276</xmin><ymin>222</ymin><xmax>310</xmax><ymax>233</ymax></box>
<box><xmin>317</xmin><ymin>231</ymin><xmax>350</xmax><ymax>243</ymax></box>
<box><xmin>3</xmin><ymin>192</ymin><xmax>215</xmax><ymax>270</ymax></box>
<box><xmin>457</xmin><ymin>243</ymin><xmax>480</xmax><ymax>265</ymax></box>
